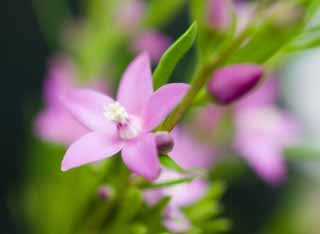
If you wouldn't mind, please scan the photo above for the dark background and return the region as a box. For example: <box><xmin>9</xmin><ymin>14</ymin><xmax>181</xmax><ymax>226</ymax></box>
<box><xmin>1</xmin><ymin>0</ymin><xmax>48</xmax><ymax>233</ymax></box>
<box><xmin>0</xmin><ymin>1</ymin><xmax>290</xmax><ymax>233</ymax></box>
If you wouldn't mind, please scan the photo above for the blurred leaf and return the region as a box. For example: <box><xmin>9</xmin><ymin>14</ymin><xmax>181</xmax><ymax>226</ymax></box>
<box><xmin>148</xmin><ymin>196</ymin><xmax>171</xmax><ymax>214</ymax></box>
<box><xmin>138</xmin><ymin>197</ymin><xmax>171</xmax><ymax>233</ymax></box>
<box><xmin>109</xmin><ymin>187</ymin><xmax>144</xmax><ymax>233</ymax></box>
<box><xmin>32</xmin><ymin>0</ymin><xmax>70</xmax><ymax>47</ymax></box>
<box><xmin>189</xmin><ymin>0</ymin><xmax>206</xmax><ymax>26</ymax></box>
<box><xmin>202</xmin><ymin>219</ymin><xmax>232</xmax><ymax>233</ymax></box>
<box><xmin>144</xmin><ymin>0</ymin><xmax>185</xmax><ymax>27</ymax></box>
<box><xmin>229</xmin><ymin>20</ymin><xmax>304</xmax><ymax>64</ymax></box>
<box><xmin>285</xmin><ymin>145</ymin><xmax>320</xmax><ymax>160</ymax></box>
<box><xmin>160</xmin><ymin>154</ymin><xmax>186</xmax><ymax>173</ymax></box>
<box><xmin>153</xmin><ymin>22</ymin><xmax>198</xmax><ymax>89</ymax></box>
<box><xmin>141</xmin><ymin>177</ymin><xmax>193</xmax><ymax>189</ymax></box>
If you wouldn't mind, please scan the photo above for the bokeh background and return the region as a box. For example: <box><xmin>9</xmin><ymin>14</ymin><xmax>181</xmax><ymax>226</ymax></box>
<box><xmin>2</xmin><ymin>1</ymin><xmax>320</xmax><ymax>234</ymax></box>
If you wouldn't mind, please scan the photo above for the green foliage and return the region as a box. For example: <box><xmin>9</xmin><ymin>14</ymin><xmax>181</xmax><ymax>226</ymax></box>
<box><xmin>285</xmin><ymin>145</ymin><xmax>320</xmax><ymax>160</ymax></box>
<box><xmin>144</xmin><ymin>0</ymin><xmax>186</xmax><ymax>28</ymax></box>
<box><xmin>140</xmin><ymin>177</ymin><xmax>194</xmax><ymax>189</ymax></box>
<box><xmin>159</xmin><ymin>154</ymin><xmax>186</xmax><ymax>173</ymax></box>
<box><xmin>229</xmin><ymin>20</ymin><xmax>304</xmax><ymax>64</ymax></box>
<box><xmin>183</xmin><ymin>181</ymin><xmax>231</xmax><ymax>234</ymax></box>
<box><xmin>153</xmin><ymin>22</ymin><xmax>198</xmax><ymax>89</ymax></box>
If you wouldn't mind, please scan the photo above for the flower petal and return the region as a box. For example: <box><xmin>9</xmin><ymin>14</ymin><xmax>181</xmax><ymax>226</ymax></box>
<box><xmin>121</xmin><ymin>133</ymin><xmax>160</xmax><ymax>181</ymax></box>
<box><xmin>44</xmin><ymin>56</ymin><xmax>74</xmax><ymax>106</ymax></box>
<box><xmin>60</xmin><ymin>89</ymin><xmax>115</xmax><ymax>132</ymax></box>
<box><xmin>117</xmin><ymin>52</ymin><xmax>153</xmax><ymax>115</ymax></box>
<box><xmin>61</xmin><ymin>131</ymin><xmax>124</xmax><ymax>171</ymax></box>
<box><xmin>142</xmin><ymin>83</ymin><xmax>189</xmax><ymax>131</ymax></box>
<box><xmin>238</xmin><ymin>139</ymin><xmax>287</xmax><ymax>185</ymax></box>
<box><xmin>34</xmin><ymin>106</ymin><xmax>89</xmax><ymax>145</ymax></box>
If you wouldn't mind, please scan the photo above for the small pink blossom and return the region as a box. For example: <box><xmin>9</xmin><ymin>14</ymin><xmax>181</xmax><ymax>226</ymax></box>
<box><xmin>197</xmin><ymin>78</ymin><xmax>300</xmax><ymax>184</ymax></box>
<box><xmin>207</xmin><ymin>0</ymin><xmax>234</xmax><ymax>31</ymax></box>
<box><xmin>170</xmin><ymin>127</ymin><xmax>215</xmax><ymax>170</ymax></box>
<box><xmin>34</xmin><ymin>56</ymin><xmax>108</xmax><ymax>145</ymax></box>
<box><xmin>60</xmin><ymin>53</ymin><xmax>189</xmax><ymax>180</ymax></box>
<box><xmin>116</xmin><ymin>0</ymin><xmax>145</xmax><ymax>33</ymax></box>
<box><xmin>234</xmin><ymin>79</ymin><xmax>300</xmax><ymax>184</ymax></box>
<box><xmin>133</xmin><ymin>31</ymin><xmax>171</xmax><ymax>63</ymax></box>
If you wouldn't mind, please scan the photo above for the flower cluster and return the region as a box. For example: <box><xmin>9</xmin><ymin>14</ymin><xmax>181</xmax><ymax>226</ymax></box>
<box><xmin>30</xmin><ymin>0</ymin><xmax>317</xmax><ymax>233</ymax></box>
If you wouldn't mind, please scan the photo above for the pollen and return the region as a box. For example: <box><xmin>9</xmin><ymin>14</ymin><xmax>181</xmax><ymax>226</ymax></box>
<box><xmin>104</xmin><ymin>102</ymin><xmax>129</xmax><ymax>124</ymax></box>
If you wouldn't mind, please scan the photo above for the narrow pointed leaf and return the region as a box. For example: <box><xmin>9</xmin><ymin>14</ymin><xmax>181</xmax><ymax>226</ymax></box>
<box><xmin>159</xmin><ymin>154</ymin><xmax>186</xmax><ymax>173</ymax></box>
<box><xmin>140</xmin><ymin>177</ymin><xmax>194</xmax><ymax>189</ymax></box>
<box><xmin>153</xmin><ymin>22</ymin><xmax>198</xmax><ymax>89</ymax></box>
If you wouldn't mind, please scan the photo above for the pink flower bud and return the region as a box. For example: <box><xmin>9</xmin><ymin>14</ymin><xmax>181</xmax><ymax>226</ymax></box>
<box><xmin>207</xmin><ymin>0</ymin><xmax>234</xmax><ymax>31</ymax></box>
<box><xmin>97</xmin><ymin>185</ymin><xmax>112</xmax><ymax>200</ymax></box>
<box><xmin>207</xmin><ymin>64</ymin><xmax>264</xmax><ymax>105</ymax></box>
<box><xmin>155</xmin><ymin>131</ymin><xmax>174</xmax><ymax>154</ymax></box>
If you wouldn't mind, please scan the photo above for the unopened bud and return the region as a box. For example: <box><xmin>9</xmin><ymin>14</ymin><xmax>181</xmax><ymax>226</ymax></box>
<box><xmin>97</xmin><ymin>185</ymin><xmax>112</xmax><ymax>201</ymax></box>
<box><xmin>207</xmin><ymin>0</ymin><xmax>234</xmax><ymax>32</ymax></box>
<box><xmin>207</xmin><ymin>64</ymin><xmax>264</xmax><ymax>105</ymax></box>
<box><xmin>155</xmin><ymin>131</ymin><xmax>174</xmax><ymax>154</ymax></box>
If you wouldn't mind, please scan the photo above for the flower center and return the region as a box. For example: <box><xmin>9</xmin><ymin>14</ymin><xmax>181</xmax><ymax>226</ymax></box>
<box><xmin>104</xmin><ymin>102</ymin><xmax>129</xmax><ymax>124</ymax></box>
<box><xmin>104</xmin><ymin>102</ymin><xmax>142</xmax><ymax>140</ymax></box>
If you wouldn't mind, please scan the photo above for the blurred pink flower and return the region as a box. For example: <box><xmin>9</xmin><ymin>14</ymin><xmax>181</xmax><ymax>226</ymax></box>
<box><xmin>132</xmin><ymin>31</ymin><xmax>171</xmax><ymax>63</ymax></box>
<box><xmin>116</xmin><ymin>0</ymin><xmax>145</xmax><ymax>33</ymax></box>
<box><xmin>170</xmin><ymin>127</ymin><xmax>215</xmax><ymax>169</ymax></box>
<box><xmin>197</xmin><ymin>78</ymin><xmax>299</xmax><ymax>184</ymax></box>
<box><xmin>144</xmin><ymin>127</ymin><xmax>213</xmax><ymax>231</ymax></box>
<box><xmin>234</xmin><ymin>107</ymin><xmax>299</xmax><ymax>184</ymax></box>
<box><xmin>60</xmin><ymin>53</ymin><xmax>189</xmax><ymax>180</ymax></box>
<box><xmin>207</xmin><ymin>0</ymin><xmax>234</xmax><ymax>31</ymax></box>
<box><xmin>34</xmin><ymin>56</ymin><xmax>108</xmax><ymax>145</ymax></box>
<box><xmin>234</xmin><ymin>0</ymin><xmax>256</xmax><ymax>33</ymax></box>
<box><xmin>234</xmin><ymin>78</ymin><xmax>300</xmax><ymax>184</ymax></box>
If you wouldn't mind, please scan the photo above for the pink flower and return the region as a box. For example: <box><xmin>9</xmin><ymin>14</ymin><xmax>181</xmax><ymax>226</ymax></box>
<box><xmin>144</xmin><ymin>128</ymin><xmax>213</xmax><ymax>231</ymax></box>
<box><xmin>133</xmin><ymin>31</ymin><xmax>171</xmax><ymax>63</ymax></box>
<box><xmin>60</xmin><ymin>53</ymin><xmax>189</xmax><ymax>180</ymax></box>
<box><xmin>197</xmin><ymin>78</ymin><xmax>300</xmax><ymax>184</ymax></box>
<box><xmin>170</xmin><ymin>127</ymin><xmax>215</xmax><ymax>170</ymax></box>
<box><xmin>234</xmin><ymin>79</ymin><xmax>300</xmax><ymax>184</ymax></box>
<box><xmin>34</xmin><ymin>56</ymin><xmax>108</xmax><ymax>145</ymax></box>
<box><xmin>116</xmin><ymin>0</ymin><xmax>145</xmax><ymax>33</ymax></box>
<box><xmin>234</xmin><ymin>107</ymin><xmax>299</xmax><ymax>184</ymax></box>
<box><xmin>207</xmin><ymin>0</ymin><xmax>234</xmax><ymax>31</ymax></box>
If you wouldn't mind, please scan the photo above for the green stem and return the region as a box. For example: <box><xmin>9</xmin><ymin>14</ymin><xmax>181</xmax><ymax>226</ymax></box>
<box><xmin>161</xmin><ymin>25</ymin><xmax>253</xmax><ymax>132</ymax></box>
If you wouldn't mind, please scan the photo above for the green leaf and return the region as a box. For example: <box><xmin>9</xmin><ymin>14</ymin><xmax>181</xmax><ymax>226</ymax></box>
<box><xmin>144</xmin><ymin>0</ymin><xmax>185</xmax><ymax>27</ymax></box>
<box><xmin>202</xmin><ymin>219</ymin><xmax>232</xmax><ymax>233</ymax></box>
<box><xmin>153</xmin><ymin>22</ymin><xmax>198</xmax><ymax>89</ymax></box>
<box><xmin>141</xmin><ymin>177</ymin><xmax>193</xmax><ymax>189</ymax></box>
<box><xmin>285</xmin><ymin>145</ymin><xmax>320</xmax><ymax>160</ymax></box>
<box><xmin>159</xmin><ymin>154</ymin><xmax>186</xmax><ymax>173</ymax></box>
<box><xmin>115</xmin><ymin>187</ymin><xmax>143</xmax><ymax>223</ymax></box>
<box><xmin>149</xmin><ymin>196</ymin><xmax>171</xmax><ymax>214</ymax></box>
<box><xmin>229</xmin><ymin>20</ymin><xmax>303</xmax><ymax>64</ymax></box>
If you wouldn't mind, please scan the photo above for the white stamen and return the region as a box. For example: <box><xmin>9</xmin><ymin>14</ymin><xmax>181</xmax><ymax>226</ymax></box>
<box><xmin>104</xmin><ymin>102</ymin><xmax>129</xmax><ymax>124</ymax></box>
<box><xmin>104</xmin><ymin>102</ymin><xmax>142</xmax><ymax>140</ymax></box>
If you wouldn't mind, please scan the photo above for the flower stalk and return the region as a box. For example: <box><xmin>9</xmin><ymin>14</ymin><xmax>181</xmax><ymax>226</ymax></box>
<box><xmin>161</xmin><ymin>23</ymin><xmax>254</xmax><ymax>131</ymax></box>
